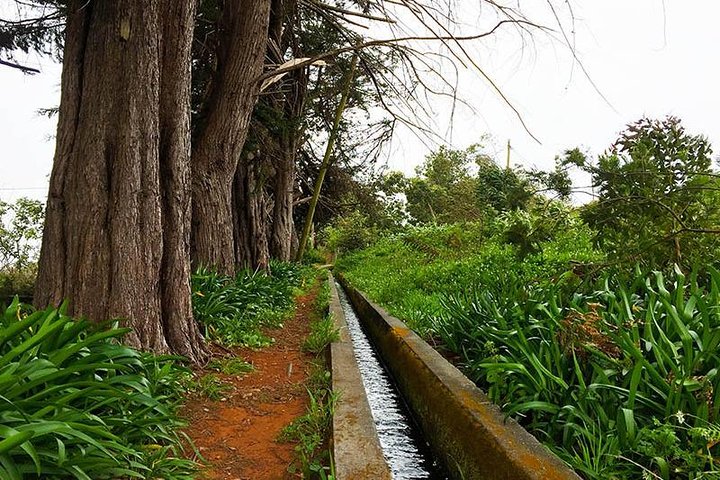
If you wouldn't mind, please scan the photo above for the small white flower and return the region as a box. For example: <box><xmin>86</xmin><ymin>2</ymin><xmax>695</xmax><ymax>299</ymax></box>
<box><xmin>673</xmin><ymin>410</ymin><xmax>686</xmax><ymax>424</ymax></box>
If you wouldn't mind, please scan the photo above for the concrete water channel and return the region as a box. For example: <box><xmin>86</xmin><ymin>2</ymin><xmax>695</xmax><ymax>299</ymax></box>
<box><xmin>328</xmin><ymin>273</ymin><xmax>581</xmax><ymax>480</ymax></box>
<box><xmin>336</xmin><ymin>281</ymin><xmax>447</xmax><ymax>479</ymax></box>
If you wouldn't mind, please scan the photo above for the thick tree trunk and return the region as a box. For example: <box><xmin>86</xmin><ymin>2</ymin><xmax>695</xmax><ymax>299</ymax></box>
<box><xmin>234</xmin><ymin>155</ymin><xmax>271</xmax><ymax>270</ymax></box>
<box><xmin>191</xmin><ymin>0</ymin><xmax>271</xmax><ymax>275</ymax></box>
<box><xmin>34</xmin><ymin>0</ymin><xmax>205</xmax><ymax>362</ymax></box>
<box><xmin>270</xmin><ymin>144</ymin><xmax>295</xmax><ymax>261</ymax></box>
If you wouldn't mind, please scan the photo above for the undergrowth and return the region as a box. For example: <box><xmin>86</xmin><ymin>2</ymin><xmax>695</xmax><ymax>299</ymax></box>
<box><xmin>192</xmin><ymin>260</ymin><xmax>313</xmax><ymax>347</ymax></box>
<box><xmin>281</xmin><ymin>273</ymin><xmax>337</xmax><ymax>479</ymax></box>
<box><xmin>0</xmin><ymin>298</ymin><xmax>195</xmax><ymax>479</ymax></box>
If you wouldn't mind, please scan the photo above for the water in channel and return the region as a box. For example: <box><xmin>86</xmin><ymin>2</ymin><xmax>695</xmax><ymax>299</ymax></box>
<box><xmin>335</xmin><ymin>282</ymin><xmax>447</xmax><ymax>479</ymax></box>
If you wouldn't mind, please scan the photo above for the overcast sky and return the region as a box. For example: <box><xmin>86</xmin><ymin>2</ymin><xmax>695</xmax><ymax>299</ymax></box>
<box><xmin>1</xmin><ymin>1</ymin><xmax>719</xmax><ymax>204</ymax></box>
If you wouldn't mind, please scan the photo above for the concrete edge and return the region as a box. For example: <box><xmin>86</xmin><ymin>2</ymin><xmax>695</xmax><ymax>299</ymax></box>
<box><xmin>337</xmin><ymin>274</ymin><xmax>581</xmax><ymax>480</ymax></box>
<box><xmin>327</xmin><ymin>272</ymin><xmax>392</xmax><ymax>480</ymax></box>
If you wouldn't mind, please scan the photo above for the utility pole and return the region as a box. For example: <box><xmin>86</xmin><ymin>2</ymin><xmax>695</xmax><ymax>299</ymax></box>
<box><xmin>506</xmin><ymin>139</ymin><xmax>511</xmax><ymax>170</ymax></box>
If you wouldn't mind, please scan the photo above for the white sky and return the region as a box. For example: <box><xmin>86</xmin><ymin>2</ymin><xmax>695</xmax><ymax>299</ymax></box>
<box><xmin>1</xmin><ymin>1</ymin><xmax>719</xmax><ymax>204</ymax></box>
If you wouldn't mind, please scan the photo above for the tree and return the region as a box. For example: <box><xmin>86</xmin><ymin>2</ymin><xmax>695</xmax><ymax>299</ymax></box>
<box><xmin>0</xmin><ymin>197</ymin><xmax>44</xmax><ymax>270</ymax></box>
<box><xmin>566</xmin><ymin>117</ymin><xmax>720</xmax><ymax>267</ymax></box>
<box><xmin>33</xmin><ymin>0</ymin><xmax>206</xmax><ymax>362</ymax></box>
<box><xmin>404</xmin><ymin>145</ymin><xmax>485</xmax><ymax>224</ymax></box>
<box><xmin>190</xmin><ymin>0</ymin><xmax>272</xmax><ymax>275</ymax></box>
<box><xmin>4</xmin><ymin>0</ymin><xmax>580</xmax><ymax>358</ymax></box>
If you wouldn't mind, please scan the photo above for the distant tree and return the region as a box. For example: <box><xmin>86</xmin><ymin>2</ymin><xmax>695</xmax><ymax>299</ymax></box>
<box><xmin>0</xmin><ymin>198</ymin><xmax>44</xmax><ymax>270</ymax></box>
<box><xmin>565</xmin><ymin>117</ymin><xmax>720</xmax><ymax>267</ymax></box>
<box><xmin>405</xmin><ymin>145</ymin><xmax>485</xmax><ymax>224</ymax></box>
<box><xmin>475</xmin><ymin>156</ymin><xmax>533</xmax><ymax>214</ymax></box>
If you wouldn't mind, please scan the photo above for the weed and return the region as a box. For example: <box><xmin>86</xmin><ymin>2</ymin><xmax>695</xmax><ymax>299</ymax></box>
<box><xmin>208</xmin><ymin>357</ymin><xmax>254</xmax><ymax>375</ymax></box>
<box><xmin>303</xmin><ymin>313</ymin><xmax>340</xmax><ymax>354</ymax></box>
<box><xmin>279</xmin><ymin>387</ymin><xmax>338</xmax><ymax>478</ymax></box>
<box><xmin>186</xmin><ymin>373</ymin><xmax>232</xmax><ymax>400</ymax></box>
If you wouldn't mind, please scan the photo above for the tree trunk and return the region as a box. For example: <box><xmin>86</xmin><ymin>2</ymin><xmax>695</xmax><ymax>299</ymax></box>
<box><xmin>234</xmin><ymin>155</ymin><xmax>271</xmax><ymax>270</ymax></box>
<box><xmin>270</xmin><ymin>143</ymin><xmax>295</xmax><ymax>261</ymax></box>
<box><xmin>268</xmin><ymin>0</ymin><xmax>305</xmax><ymax>261</ymax></box>
<box><xmin>191</xmin><ymin>0</ymin><xmax>271</xmax><ymax>275</ymax></box>
<box><xmin>34</xmin><ymin>0</ymin><xmax>205</xmax><ymax>362</ymax></box>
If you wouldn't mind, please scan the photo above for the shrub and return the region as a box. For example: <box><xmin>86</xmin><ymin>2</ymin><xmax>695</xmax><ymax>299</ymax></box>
<box><xmin>0</xmin><ymin>298</ymin><xmax>195</xmax><ymax>479</ymax></box>
<box><xmin>191</xmin><ymin>260</ymin><xmax>312</xmax><ymax>347</ymax></box>
<box><xmin>0</xmin><ymin>264</ymin><xmax>36</xmax><ymax>305</ymax></box>
<box><xmin>324</xmin><ymin>211</ymin><xmax>376</xmax><ymax>254</ymax></box>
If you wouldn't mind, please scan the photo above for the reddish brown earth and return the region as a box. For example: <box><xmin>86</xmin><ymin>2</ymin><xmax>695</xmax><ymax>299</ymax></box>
<box><xmin>182</xmin><ymin>290</ymin><xmax>316</xmax><ymax>480</ymax></box>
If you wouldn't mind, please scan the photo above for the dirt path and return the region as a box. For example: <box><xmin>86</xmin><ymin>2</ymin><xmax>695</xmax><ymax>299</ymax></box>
<box><xmin>183</xmin><ymin>289</ymin><xmax>316</xmax><ymax>479</ymax></box>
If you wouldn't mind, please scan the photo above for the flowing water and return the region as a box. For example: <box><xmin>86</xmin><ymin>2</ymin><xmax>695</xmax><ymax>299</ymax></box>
<box><xmin>335</xmin><ymin>282</ymin><xmax>448</xmax><ymax>479</ymax></box>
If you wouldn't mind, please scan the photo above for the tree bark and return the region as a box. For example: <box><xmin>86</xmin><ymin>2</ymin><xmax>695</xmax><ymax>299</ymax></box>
<box><xmin>270</xmin><ymin>143</ymin><xmax>296</xmax><ymax>261</ymax></box>
<box><xmin>34</xmin><ymin>0</ymin><xmax>206</xmax><ymax>362</ymax></box>
<box><xmin>264</xmin><ymin>0</ymin><xmax>305</xmax><ymax>261</ymax></box>
<box><xmin>233</xmin><ymin>155</ymin><xmax>271</xmax><ymax>271</ymax></box>
<box><xmin>191</xmin><ymin>0</ymin><xmax>271</xmax><ymax>275</ymax></box>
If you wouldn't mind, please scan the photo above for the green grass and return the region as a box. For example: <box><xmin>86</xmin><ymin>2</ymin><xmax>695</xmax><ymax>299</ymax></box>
<box><xmin>302</xmin><ymin>314</ymin><xmax>340</xmax><ymax>355</ymax></box>
<box><xmin>185</xmin><ymin>373</ymin><xmax>232</xmax><ymax>401</ymax></box>
<box><xmin>279</xmin><ymin>362</ymin><xmax>337</xmax><ymax>479</ymax></box>
<box><xmin>280</xmin><ymin>273</ymin><xmax>338</xmax><ymax>478</ymax></box>
<box><xmin>337</xmin><ymin>220</ymin><xmax>600</xmax><ymax>336</ymax></box>
<box><xmin>0</xmin><ymin>298</ymin><xmax>196</xmax><ymax>479</ymax></box>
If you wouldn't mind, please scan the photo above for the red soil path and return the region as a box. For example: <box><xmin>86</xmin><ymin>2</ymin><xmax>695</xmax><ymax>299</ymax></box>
<box><xmin>182</xmin><ymin>290</ymin><xmax>316</xmax><ymax>479</ymax></box>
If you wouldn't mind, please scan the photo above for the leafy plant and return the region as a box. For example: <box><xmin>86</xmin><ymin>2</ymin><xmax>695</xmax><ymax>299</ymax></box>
<box><xmin>566</xmin><ymin>117</ymin><xmax>720</xmax><ymax>269</ymax></box>
<box><xmin>433</xmin><ymin>267</ymin><xmax>720</xmax><ymax>478</ymax></box>
<box><xmin>0</xmin><ymin>298</ymin><xmax>195</xmax><ymax>479</ymax></box>
<box><xmin>302</xmin><ymin>313</ymin><xmax>340</xmax><ymax>354</ymax></box>
<box><xmin>185</xmin><ymin>373</ymin><xmax>232</xmax><ymax>401</ymax></box>
<box><xmin>207</xmin><ymin>357</ymin><xmax>253</xmax><ymax>375</ymax></box>
<box><xmin>192</xmin><ymin>260</ymin><xmax>313</xmax><ymax>347</ymax></box>
<box><xmin>279</xmin><ymin>387</ymin><xmax>338</xmax><ymax>478</ymax></box>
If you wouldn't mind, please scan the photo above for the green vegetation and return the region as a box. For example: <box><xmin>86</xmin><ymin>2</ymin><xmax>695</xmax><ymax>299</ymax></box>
<box><xmin>338</xmin><ymin>218</ymin><xmax>599</xmax><ymax>336</ymax></box>
<box><xmin>334</xmin><ymin>118</ymin><xmax>720</xmax><ymax>479</ymax></box>
<box><xmin>0</xmin><ymin>298</ymin><xmax>195</xmax><ymax>479</ymax></box>
<box><xmin>0</xmin><ymin>198</ymin><xmax>44</xmax><ymax>304</ymax></box>
<box><xmin>303</xmin><ymin>314</ymin><xmax>340</xmax><ymax>355</ymax></box>
<box><xmin>0</xmin><ymin>251</ymin><xmax>313</xmax><ymax>477</ymax></box>
<box><xmin>192</xmin><ymin>260</ymin><xmax>313</xmax><ymax>347</ymax></box>
<box><xmin>281</xmin><ymin>274</ymin><xmax>337</xmax><ymax>479</ymax></box>
<box><xmin>566</xmin><ymin>117</ymin><xmax>720</xmax><ymax>269</ymax></box>
<box><xmin>303</xmin><ymin>276</ymin><xmax>339</xmax><ymax>354</ymax></box>
<box><xmin>207</xmin><ymin>357</ymin><xmax>254</xmax><ymax>375</ymax></box>
<box><xmin>185</xmin><ymin>373</ymin><xmax>232</xmax><ymax>401</ymax></box>
<box><xmin>279</xmin><ymin>385</ymin><xmax>337</xmax><ymax>479</ymax></box>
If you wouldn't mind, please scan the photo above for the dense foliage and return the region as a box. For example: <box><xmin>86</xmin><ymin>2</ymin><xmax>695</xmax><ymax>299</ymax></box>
<box><xmin>0</xmin><ymin>299</ymin><xmax>194</xmax><ymax>479</ymax></box>
<box><xmin>569</xmin><ymin>117</ymin><xmax>720</xmax><ymax>269</ymax></box>
<box><xmin>0</xmin><ymin>198</ymin><xmax>44</xmax><ymax>303</ymax></box>
<box><xmin>191</xmin><ymin>260</ymin><xmax>313</xmax><ymax>347</ymax></box>
<box><xmin>337</xmin><ymin>217</ymin><xmax>600</xmax><ymax>335</ymax></box>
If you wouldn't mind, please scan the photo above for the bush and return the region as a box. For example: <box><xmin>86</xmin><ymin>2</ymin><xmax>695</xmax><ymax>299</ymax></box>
<box><xmin>324</xmin><ymin>211</ymin><xmax>376</xmax><ymax>254</ymax></box>
<box><xmin>191</xmin><ymin>260</ymin><xmax>313</xmax><ymax>347</ymax></box>
<box><xmin>0</xmin><ymin>264</ymin><xmax>36</xmax><ymax>305</ymax></box>
<box><xmin>436</xmin><ymin>267</ymin><xmax>720</xmax><ymax>478</ymax></box>
<box><xmin>0</xmin><ymin>298</ymin><xmax>195</xmax><ymax>479</ymax></box>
